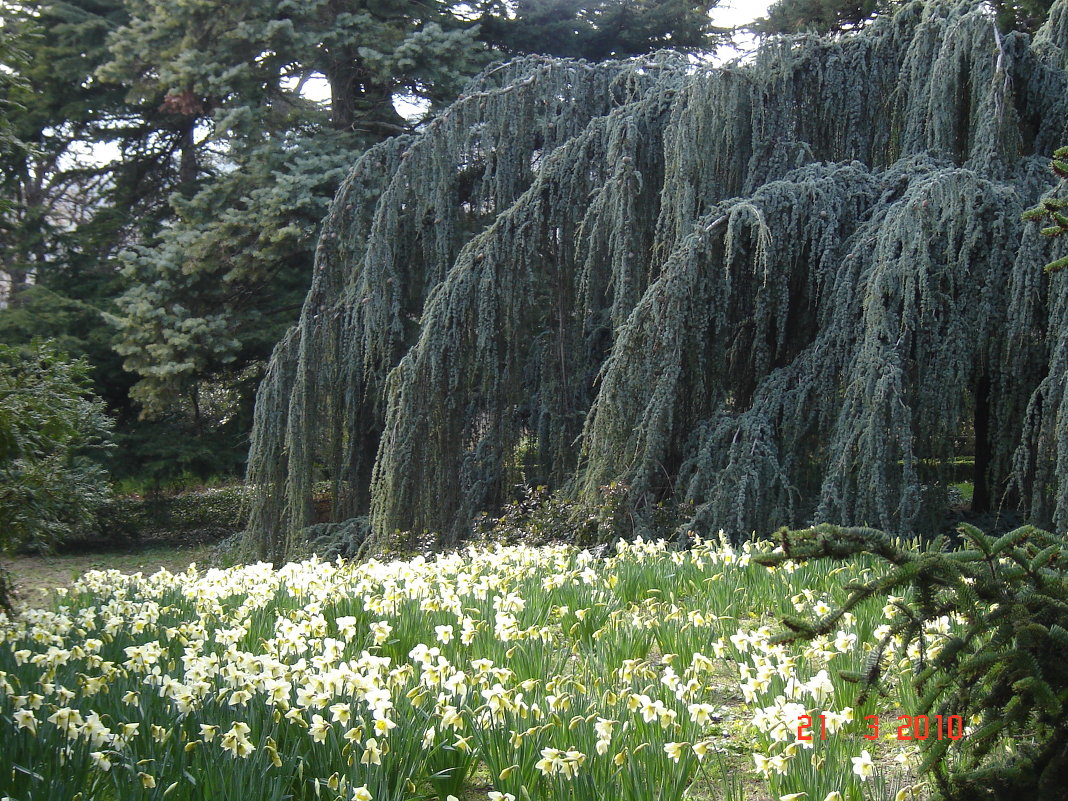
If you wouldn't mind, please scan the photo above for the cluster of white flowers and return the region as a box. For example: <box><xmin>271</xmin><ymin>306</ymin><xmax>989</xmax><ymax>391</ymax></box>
<box><xmin>0</xmin><ymin>533</ymin><xmax>955</xmax><ymax>801</ymax></box>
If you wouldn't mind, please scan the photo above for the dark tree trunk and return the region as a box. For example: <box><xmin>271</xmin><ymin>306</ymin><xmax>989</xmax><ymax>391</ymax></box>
<box><xmin>178</xmin><ymin>119</ymin><xmax>198</xmax><ymax>186</ymax></box>
<box><xmin>327</xmin><ymin>61</ymin><xmax>406</xmax><ymax>135</ymax></box>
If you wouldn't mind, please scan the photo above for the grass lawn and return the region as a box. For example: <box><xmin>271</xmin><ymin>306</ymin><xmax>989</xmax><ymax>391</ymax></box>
<box><xmin>2</xmin><ymin>543</ymin><xmax>215</xmax><ymax>609</ymax></box>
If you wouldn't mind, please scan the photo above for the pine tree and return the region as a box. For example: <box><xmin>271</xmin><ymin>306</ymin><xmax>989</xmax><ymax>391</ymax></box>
<box><xmin>479</xmin><ymin>0</ymin><xmax>723</xmax><ymax>59</ymax></box>
<box><xmin>0</xmin><ymin>15</ymin><xmax>30</xmax><ymax>173</ymax></box>
<box><xmin>103</xmin><ymin>0</ymin><xmax>725</xmax><ymax>432</ymax></box>
<box><xmin>0</xmin><ymin>0</ymin><xmax>227</xmax><ymax>483</ymax></box>
<box><xmin>100</xmin><ymin>0</ymin><xmax>486</xmax><ymax>418</ymax></box>
<box><xmin>1023</xmin><ymin>144</ymin><xmax>1068</xmax><ymax>271</ymax></box>
<box><xmin>750</xmin><ymin>0</ymin><xmax>896</xmax><ymax>34</ymax></box>
<box><xmin>242</xmin><ymin>0</ymin><xmax>1068</xmax><ymax>561</ymax></box>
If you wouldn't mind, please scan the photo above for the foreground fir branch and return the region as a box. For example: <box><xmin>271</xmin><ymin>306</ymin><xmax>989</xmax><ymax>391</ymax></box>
<box><xmin>755</xmin><ymin>524</ymin><xmax>1068</xmax><ymax>801</ymax></box>
<box><xmin>1022</xmin><ymin>144</ymin><xmax>1068</xmax><ymax>272</ymax></box>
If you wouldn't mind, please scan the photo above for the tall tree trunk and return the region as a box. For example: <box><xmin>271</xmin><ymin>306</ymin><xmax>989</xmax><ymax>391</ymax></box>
<box><xmin>326</xmin><ymin>58</ymin><xmax>405</xmax><ymax>135</ymax></box>
<box><xmin>179</xmin><ymin>119</ymin><xmax>198</xmax><ymax>186</ymax></box>
<box><xmin>326</xmin><ymin>58</ymin><xmax>360</xmax><ymax>131</ymax></box>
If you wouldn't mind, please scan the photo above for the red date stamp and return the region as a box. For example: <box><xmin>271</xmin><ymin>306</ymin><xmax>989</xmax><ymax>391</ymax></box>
<box><xmin>797</xmin><ymin>714</ymin><xmax>967</xmax><ymax>741</ymax></box>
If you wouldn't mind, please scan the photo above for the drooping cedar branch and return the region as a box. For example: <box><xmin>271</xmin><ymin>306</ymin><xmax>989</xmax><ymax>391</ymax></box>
<box><xmin>244</xmin><ymin>2</ymin><xmax>1068</xmax><ymax>561</ymax></box>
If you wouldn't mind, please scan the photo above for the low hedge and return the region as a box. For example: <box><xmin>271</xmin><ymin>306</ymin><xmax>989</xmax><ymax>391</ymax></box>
<box><xmin>89</xmin><ymin>485</ymin><xmax>251</xmax><ymax>543</ymax></box>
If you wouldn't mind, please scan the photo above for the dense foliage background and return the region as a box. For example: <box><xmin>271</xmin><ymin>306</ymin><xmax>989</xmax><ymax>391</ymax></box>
<box><xmin>0</xmin><ymin>0</ymin><xmax>728</xmax><ymax>487</ymax></box>
<box><xmin>4</xmin><ymin>0</ymin><xmax>1068</xmax><ymax>559</ymax></box>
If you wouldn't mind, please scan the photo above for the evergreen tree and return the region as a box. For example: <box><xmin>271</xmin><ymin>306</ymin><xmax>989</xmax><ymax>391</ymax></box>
<box><xmin>0</xmin><ymin>0</ymin><xmax>186</xmax><ymax>298</ymax></box>
<box><xmin>751</xmin><ymin>0</ymin><xmax>1056</xmax><ymax>34</ymax></box>
<box><xmin>1023</xmin><ymin>144</ymin><xmax>1068</xmax><ymax>271</ymax></box>
<box><xmin>3</xmin><ymin>0</ymin><xmax>731</xmax><ymax>484</ymax></box>
<box><xmin>751</xmin><ymin>0</ymin><xmax>897</xmax><ymax>34</ymax></box>
<box><xmin>100</xmin><ymin>0</ymin><xmax>487</xmax><ymax>419</ymax></box>
<box><xmin>243</xmin><ymin>0</ymin><xmax>1068</xmax><ymax>561</ymax></box>
<box><xmin>0</xmin><ymin>0</ymin><xmax>229</xmax><ymax>483</ymax></box>
<box><xmin>479</xmin><ymin>0</ymin><xmax>723</xmax><ymax>59</ymax></box>
<box><xmin>755</xmin><ymin>524</ymin><xmax>1068</xmax><ymax>800</ymax></box>
<box><xmin>100</xmin><ymin>0</ymin><xmax>729</xmax><ymax>473</ymax></box>
<box><xmin>0</xmin><ymin>14</ymin><xmax>30</xmax><ymax>175</ymax></box>
<box><xmin>992</xmin><ymin>0</ymin><xmax>1058</xmax><ymax>30</ymax></box>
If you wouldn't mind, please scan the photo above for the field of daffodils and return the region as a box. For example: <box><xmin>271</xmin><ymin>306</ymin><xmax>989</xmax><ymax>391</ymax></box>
<box><xmin>0</xmin><ymin>535</ymin><xmax>963</xmax><ymax>801</ymax></box>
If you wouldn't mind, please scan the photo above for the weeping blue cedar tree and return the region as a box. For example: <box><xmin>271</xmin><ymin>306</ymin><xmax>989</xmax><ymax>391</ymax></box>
<box><xmin>750</xmin><ymin>0</ymin><xmax>1056</xmax><ymax>35</ymax></box>
<box><xmin>243</xmin><ymin>1</ymin><xmax>1068</xmax><ymax>562</ymax></box>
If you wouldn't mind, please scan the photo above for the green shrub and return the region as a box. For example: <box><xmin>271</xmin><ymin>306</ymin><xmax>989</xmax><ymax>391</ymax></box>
<box><xmin>0</xmin><ymin>341</ymin><xmax>113</xmax><ymax>607</ymax></box>
<box><xmin>297</xmin><ymin>516</ymin><xmax>372</xmax><ymax>560</ymax></box>
<box><xmin>473</xmin><ymin>482</ymin><xmax>688</xmax><ymax>548</ymax></box>
<box><xmin>755</xmin><ymin>524</ymin><xmax>1068</xmax><ymax>801</ymax></box>
<box><xmin>91</xmin><ymin>485</ymin><xmax>250</xmax><ymax>543</ymax></box>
